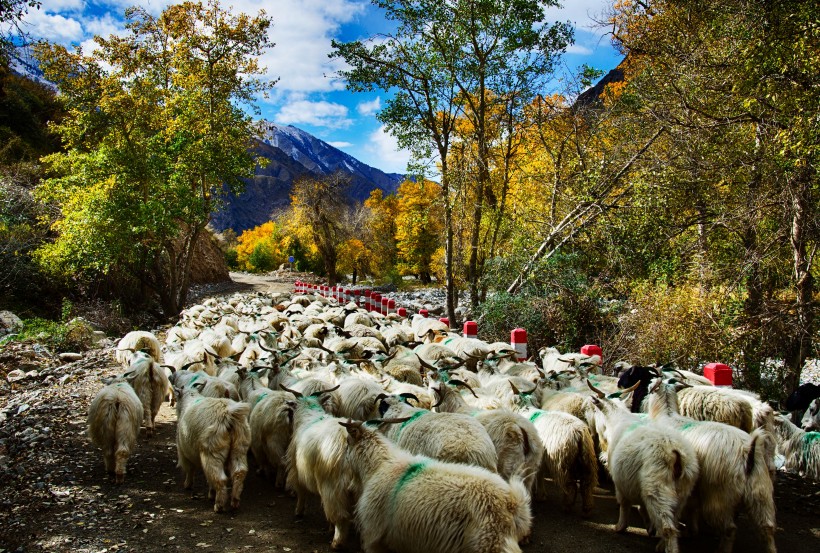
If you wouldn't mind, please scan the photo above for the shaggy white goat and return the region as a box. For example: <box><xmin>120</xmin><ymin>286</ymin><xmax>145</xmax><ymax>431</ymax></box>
<box><xmin>341</xmin><ymin>419</ymin><xmax>533</xmax><ymax>553</ymax></box>
<box><xmin>87</xmin><ymin>379</ymin><xmax>143</xmax><ymax>483</ymax></box>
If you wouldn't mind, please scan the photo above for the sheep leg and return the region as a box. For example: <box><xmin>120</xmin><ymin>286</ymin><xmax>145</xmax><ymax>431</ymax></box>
<box><xmin>580</xmin><ymin>479</ymin><xmax>595</xmax><ymax>517</ymax></box>
<box><xmin>230</xmin><ymin>466</ymin><xmax>248</xmax><ymax>510</ymax></box>
<box><xmin>643</xmin><ymin>497</ymin><xmax>678</xmax><ymax>553</ymax></box>
<box><xmin>615</xmin><ymin>502</ymin><xmax>630</xmax><ymax>533</ymax></box>
<box><xmin>715</xmin><ymin>525</ymin><xmax>737</xmax><ymax>553</ymax></box>
<box><xmin>114</xmin><ymin>445</ymin><xmax>130</xmax><ymax>484</ymax></box>
<box><xmin>275</xmin><ymin>464</ymin><xmax>286</xmax><ymax>489</ymax></box>
<box><xmin>200</xmin><ymin>454</ymin><xmax>229</xmax><ymax>513</ymax></box>
<box><xmin>103</xmin><ymin>447</ymin><xmax>115</xmax><ymax>475</ymax></box>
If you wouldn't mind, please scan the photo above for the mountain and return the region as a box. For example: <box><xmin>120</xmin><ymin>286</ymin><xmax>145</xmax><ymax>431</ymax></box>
<box><xmin>210</xmin><ymin>122</ymin><xmax>404</xmax><ymax>233</ymax></box>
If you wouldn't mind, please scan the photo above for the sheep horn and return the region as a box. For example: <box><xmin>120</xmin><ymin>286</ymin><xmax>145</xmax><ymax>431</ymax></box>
<box><xmin>398</xmin><ymin>392</ymin><xmax>420</xmax><ymax>404</ymax></box>
<box><xmin>160</xmin><ymin>364</ymin><xmax>177</xmax><ymax>374</ymax></box>
<box><xmin>650</xmin><ymin>377</ymin><xmax>664</xmax><ymax>393</ymax></box>
<box><xmin>258</xmin><ymin>341</ymin><xmax>277</xmax><ymax>353</ymax></box>
<box><xmin>180</xmin><ymin>358</ymin><xmax>206</xmax><ymax>371</ymax></box>
<box><xmin>448</xmin><ymin>379</ymin><xmax>479</xmax><ymax>398</ymax></box>
<box><xmin>432</xmin><ymin>387</ymin><xmax>445</xmax><ymax>409</ymax></box>
<box><xmin>310</xmin><ymin>384</ymin><xmax>340</xmax><ymax>397</ymax></box>
<box><xmin>374</xmin><ymin>393</ymin><xmax>389</xmax><ymax>404</ymax></box>
<box><xmin>279</xmin><ymin>384</ymin><xmax>303</xmax><ymax>398</ymax></box>
<box><xmin>375</xmin><ymin>416</ymin><xmax>412</xmax><ymax>426</ymax></box>
<box><xmin>586</xmin><ymin>379</ymin><xmax>606</xmax><ymax>399</ymax></box>
<box><xmin>621</xmin><ymin>380</ymin><xmax>642</xmax><ymax>395</ymax></box>
<box><xmin>415</xmin><ymin>354</ymin><xmax>438</xmax><ymax>372</ymax></box>
<box><xmin>464</xmin><ymin>352</ymin><xmax>483</xmax><ymax>360</ymax></box>
<box><xmin>509</xmin><ymin>380</ymin><xmax>521</xmax><ymax>395</ymax></box>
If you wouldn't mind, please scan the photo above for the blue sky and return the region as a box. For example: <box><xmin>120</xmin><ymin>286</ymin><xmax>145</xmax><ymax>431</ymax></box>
<box><xmin>19</xmin><ymin>0</ymin><xmax>623</xmax><ymax>174</ymax></box>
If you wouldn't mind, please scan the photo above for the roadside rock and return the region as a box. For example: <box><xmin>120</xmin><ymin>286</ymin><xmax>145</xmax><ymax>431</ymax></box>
<box><xmin>0</xmin><ymin>311</ymin><xmax>23</xmax><ymax>336</ymax></box>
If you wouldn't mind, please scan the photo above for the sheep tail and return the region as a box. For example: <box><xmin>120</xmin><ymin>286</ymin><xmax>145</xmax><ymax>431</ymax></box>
<box><xmin>520</xmin><ymin>425</ymin><xmax>531</xmax><ymax>457</ymax></box>
<box><xmin>672</xmin><ymin>449</ymin><xmax>683</xmax><ymax>480</ymax></box>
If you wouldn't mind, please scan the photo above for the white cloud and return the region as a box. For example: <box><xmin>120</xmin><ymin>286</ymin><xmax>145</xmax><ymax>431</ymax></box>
<box><xmin>23</xmin><ymin>10</ymin><xmax>84</xmax><ymax>43</ymax></box>
<box><xmin>329</xmin><ymin>141</ymin><xmax>353</xmax><ymax>148</ymax></box>
<box><xmin>276</xmin><ymin>99</ymin><xmax>353</xmax><ymax>129</ymax></box>
<box><xmin>357</xmin><ymin>96</ymin><xmax>381</xmax><ymax>116</ymax></box>
<box><xmin>362</xmin><ymin>125</ymin><xmax>412</xmax><ymax>174</ymax></box>
<box><xmin>566</xmin><ymin>43</ymin><xmax>593</xmax><ymax>56</ymax></box>
<box><xmin>40</xmin><ymin>0</ymin><xmax>85</xmax><ymax>12</ymax></box>
<box><xmin>543</xmin><ymin>0</ymin><xmax>610</xmax><ymax>32</ymax></box>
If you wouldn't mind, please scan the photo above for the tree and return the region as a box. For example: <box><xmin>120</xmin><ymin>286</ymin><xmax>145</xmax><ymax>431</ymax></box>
<box><xmin>333</xmin><ymin>0</ymin><xmax>572</xmax><ymax>315</ymax></box>
<box><xmin>395</xmin><ymin>179</ymin><xmax>443</xmax><ymax>282</ymax></box>
<box><xmin>34</xmin><ymin>0</ymin><xmax>273</xmax><ymax>317</ymax></box>
<box><xmin>289</xmin><ymin>172</ymin><xmax>354</xmax><ymax>284</ymax></box>
<box><xmin>0</xmin><ymin>0</ymin><xmax>39</xmax><ymax>65</ymax></box>
<box><xmin>607</xmin><ymin>0</ymin><xmax>820</xmax><ymax>398</ymax></box>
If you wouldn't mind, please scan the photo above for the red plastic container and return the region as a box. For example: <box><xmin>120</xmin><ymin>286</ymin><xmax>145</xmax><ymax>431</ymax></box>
<box><xmin>581</xmin><ymin>344</ymin><xmax>603</xmax><ymax>358</ymax></box>
<box><xmin>703</xmin><ymin>363</ymin><xmax>733</xmax><ymax>386</ymax></box>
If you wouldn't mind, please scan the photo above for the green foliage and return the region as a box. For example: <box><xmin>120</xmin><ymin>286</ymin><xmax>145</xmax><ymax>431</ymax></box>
<box><xmin>224</xmin><ymin>247</ymin><xmax>239</xmax><ymax>269</ymax></box>
<box><xmin>33</xmin><ymin>0</ymin><xmax>274</xmax><ymax>317</ymax></box>
<box><xmin>4</xmin><ymin>316</ymin><xmax>93</xmax><ymax>352</ymax></box>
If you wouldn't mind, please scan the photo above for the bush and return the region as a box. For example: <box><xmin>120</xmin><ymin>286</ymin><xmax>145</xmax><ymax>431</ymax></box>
<box><xmin>477</xmin><ymin>290</ymin><xmax>614</xmax><ymax>355</ymax></box>
<box><xmin>5</xmin><ymin>317</ymin><xmax>94</xmax><ymax>352</ymax></box>
<box><xmin>605</xmin><ymin>282</ymin><xmax>738</xmax><ymax>371</ymax></box>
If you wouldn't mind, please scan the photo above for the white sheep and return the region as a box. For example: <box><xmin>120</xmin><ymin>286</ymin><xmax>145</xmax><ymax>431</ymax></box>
<box><xmin>773</xmin><ymin>413</ymin><xmax>820</xmax><ymax>480</ymax></box>
<box><xmin>340</xmin><ymin>419</ymin><xmax>533</xmax><ymax>553</ymax></box>
<box><xmin>115</xmin><ymin>330</ymin><xmax>162</xmax><ymax>367</ymax></box>
<box><xmin>431</xmin><ymin>380</ymin><xmax>543</xmax><ymax>490</ymax></box>
<box><xmin>87</xmin><ymin>379</ymin><xmax>143</xmax><ymax>483</ymax></box>
<box><xmin>647</xmin><ymin>381</ymin><xmax>777</xmax><ymax>553</ymax></box>
<box><xmin>175</xmin><ymin>384</ymin><xmax>251</xmax><ymax>512</ymax></box>
<box><xmin>802</xmin><ymin>398</ymin><xmax>820</xmax><ymax>431</ymax></box>
<box><xmin>378</xmin><ymin>395</ymin><xmax>498</xmax><ymax>472</ymax></box>
<box><xmin>587</xmin><ymin>382</ymin><xmax>699</xmax><ymax>553</ymax></box>
<box><xmin>123</xmin><ymin>351</ymin><xmax>170</xmax><ymax>436</ymax></box>
<box><xmin>282</xmin><ymin>385</ymin><xmax>354</xmax><ymax>550</ymax></box>
<box><xmin>249</xmin><ymin>389</ymin><xmax>296</xmax><ymax>487</ymax></box>
<box><xmin>676</xmin><ymin>386</ymin><xmax>754</xmax><ymax>432</ymax></box>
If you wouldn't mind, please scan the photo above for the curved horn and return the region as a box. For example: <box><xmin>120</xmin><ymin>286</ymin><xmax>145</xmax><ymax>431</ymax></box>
<box><xmin>415</xmin><ymin>354</ymin><xmax>438</xmax><ymax>372</ymax></box>
<box><xmin>650</xmin><ymin>377</ymin><xmax>664</xmax><ymax>393</ymax></box>
<box><xmin>464</xmin><ymin>352</ymin><xmax>483</xmax><ymax>360</ymax></box>
<box><xmin>509</xmin><ymin>380</ymin><xmax>521</xmax><ymax>395</ymax></box>
<box><xmin>398</xmin><ymin>392</ymin><xmax>420</xmax><ymax>404</ymax></box>
<box><xmin>180</xmin><ymin>357</ymin><xmax>206</xmax><ymax>372</ymax></box>
<box><xmin>160</xmin><ymin>364</ymin><xmax>177</xmax><ymax>374</ymax></box>
<box><xmin>586</xmin><ymin>379</ymin><xmax>606</xmax><ymax>399</ymax></box>
<box><xmin>448</xmin><ymin>379</ymin><xmax>479</xmax><ymax>398</ymax></box>
<box><xmin>258</xmin><ymin>341</ymin><xmax>277</xmax><ymax>353</ymax></box>
<box><xmin>375</xmin><ymin>416</ymin><xmax>412</xmax><ymax>426</ymax></box>
<box><xmin>621</xmin><ymin>380</ymin><xmax>642</xmax><ymax>395</ymax></box>
<box><xmin>309</xmin><ymin>384</ymin><xmax>340</xmax><ymax>397</ymax></box>
<box><xmin>374</xmin><ymin>393</ymin><xmax>389</xmax><ymax>404</ymax></box>
<box><xmin>279</xmin><ymin>384</ymin><xmax>303</xmax><ymax>398</ymax></box>
<box><xmin>432</xmin><ymin>386</ymin><xmax>445</xmax><ymax>409</ymax></box>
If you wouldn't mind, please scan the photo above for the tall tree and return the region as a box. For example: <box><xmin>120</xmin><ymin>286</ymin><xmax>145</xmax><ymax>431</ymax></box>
<box><xmin>332</xmin><ymin>0</ymin><xmax>572</xmax><ymax>315</ymax></box>
<box><xmin>34</xmin><ymin>0</ymin><xmax>273</xmax><ymax>317</ymax></box>
<box><xmin>289</xmin><ymin>172</ymin><xmax>354</xmax><ymax>284</ymax></box>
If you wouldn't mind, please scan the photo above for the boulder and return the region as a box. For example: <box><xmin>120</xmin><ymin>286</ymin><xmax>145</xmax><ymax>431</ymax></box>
<box><xmin>0</xmin><ymin>311</ymin><xmax>23</xmax><ymax>336</ymax></box>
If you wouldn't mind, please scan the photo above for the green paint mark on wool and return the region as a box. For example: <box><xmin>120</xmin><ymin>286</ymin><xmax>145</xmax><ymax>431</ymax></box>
<box><xmin>680</xmin><ymin>421</ymin><xmax>700</xmax><ymax>431</ymax></box>
<box><xmin>624</xmin><ymin>419</ymin><xmax>647</xmax><ymax>434</ymax></box>
<box><xmin>397</xmin><ymin>411</ymin><xmax>427</xmax><ymax>435</ymax></box>
<box><xmin>254</xmin><ymin>392</ymin><xmax>269</xmax><ymax>406</ymax></box>
<box><xmin>802</xmin><ymin>432</ymin><xmax>820</xmax><ymax>461</ymax></box>
<box><xmin>529</xmin><ymin>410</ymin><xmax>545</xmax><ymax>423</ymax></box>
<box><xmin>392</xmin><ymin>462</ymin><xmax>428</xmax><ymax>501</ymax></box>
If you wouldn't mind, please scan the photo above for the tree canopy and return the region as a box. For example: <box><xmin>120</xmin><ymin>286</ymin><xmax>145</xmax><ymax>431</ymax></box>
<box><xmin>34</xmin><ymin>0</ymin><xmax>273</xmax><ymax>317</ymax></box>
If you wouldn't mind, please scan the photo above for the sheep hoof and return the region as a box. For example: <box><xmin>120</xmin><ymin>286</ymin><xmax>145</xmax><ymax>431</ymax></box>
<box><xmin>330</xmin><ymin>539</ymin><xmax>346</xmax><ymax>550</ymax></box>
<box><xmin>231</xmin><ymin>498</ymin><xmax>241</xmax><ymax>510</ymax></box>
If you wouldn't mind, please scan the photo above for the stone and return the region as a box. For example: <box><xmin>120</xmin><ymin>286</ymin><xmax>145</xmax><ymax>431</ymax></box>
<box><xmin>59</xmin><ymin>353</ymin><xmax>83</xmax><ymax>362</ymax></box>
<box><xmin>0</xmin><ymin>310</ymin><xmax>23</xmax><ymax>336</ymax></box>
<box><xmin>6</xmin><ymin>369</ymin><xmax>27</xmax><ymax>382</ymax></box>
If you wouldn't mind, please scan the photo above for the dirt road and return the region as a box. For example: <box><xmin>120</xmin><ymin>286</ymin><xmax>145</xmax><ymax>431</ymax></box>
<box><xmin>1</xmin><ymin>277</ymin><xmax>819</xmax><ymax>552</ymax></box>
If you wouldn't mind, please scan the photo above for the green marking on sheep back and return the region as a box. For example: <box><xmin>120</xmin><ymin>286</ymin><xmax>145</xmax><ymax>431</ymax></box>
<box><xmin>392</xmin><ymin>461</ymin><xmax>428</xmax><ymax>503</ymax></box>
<box><xmin>397</xmin><ymin>410</ymin><xmax>427</xmax><ymax>435</ymax></box>
<box><xmin>254</xmin><ymin>392</ymin><xmax>269</xmax><ymax>406</ymax></box>
<box><xmin>680</xmin><ymin>420</ymin><xmax>700</xmax><ymax>432</ymax></box>
<box><xmin>529</xmin><ymin>410</ymin><xmax>545</xmax><ymax>423</ymax></box>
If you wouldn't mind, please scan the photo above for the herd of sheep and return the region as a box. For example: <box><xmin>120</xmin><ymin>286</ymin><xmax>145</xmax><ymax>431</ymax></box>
<box><xmin>86</xmin><ymin>289</ymin><xmax>820</xmax><ymax>553</ymax></box>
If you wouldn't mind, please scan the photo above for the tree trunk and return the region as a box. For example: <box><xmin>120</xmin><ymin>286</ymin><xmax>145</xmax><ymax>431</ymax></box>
<box><xmin>784</xmin><ymin>165</ymin><xmax>815</xmax><ymax>400</ymax></box>
<box><xmin>441</xmin><ymin>162</ymin><xmax>457</xmax><ymax>326</ymax></box>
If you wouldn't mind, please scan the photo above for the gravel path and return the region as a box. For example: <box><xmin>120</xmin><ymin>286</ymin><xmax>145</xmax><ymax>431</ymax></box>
<box><xmin>1</xmin><ymin>276</ymin><xmax>819</xmax><ymax>552</ymax></box>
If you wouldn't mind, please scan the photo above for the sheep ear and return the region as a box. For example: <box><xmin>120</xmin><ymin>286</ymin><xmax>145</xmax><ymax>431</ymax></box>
<box><xmin>339</xmin><ymin>419</ymin><xmax>365</xmax><ymax>439</ymax></box>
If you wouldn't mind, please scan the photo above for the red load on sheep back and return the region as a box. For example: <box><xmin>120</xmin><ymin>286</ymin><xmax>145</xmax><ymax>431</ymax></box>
<box><xmin>704</xmin><ymin>363</ymin><xmax>733</xmax><ymax>386</ymax></box>
<box><xmin>581</xmin><ymin>344</ymin><xmax>602</xmax><ymax>358</ymax></box>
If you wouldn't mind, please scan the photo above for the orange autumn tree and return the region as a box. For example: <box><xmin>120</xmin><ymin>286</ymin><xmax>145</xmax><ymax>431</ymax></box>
<box><xmin>235</xmin><ymin>221</ymin><xmax>291</xmax><ymax>272</ymax></box>
<box><xmin>394</xmin><ymin>179</ymin><xmax>443</xmax><ymax>283</ymax></box>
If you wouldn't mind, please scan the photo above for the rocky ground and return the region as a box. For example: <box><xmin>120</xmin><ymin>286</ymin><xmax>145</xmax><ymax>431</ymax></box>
<box><xmin>1</xmin><ymin>274</ymin><xmax>820</xmax><ymax>553</ymax></box>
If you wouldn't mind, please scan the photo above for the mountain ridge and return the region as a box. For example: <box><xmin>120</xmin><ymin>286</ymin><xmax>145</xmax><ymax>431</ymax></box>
<box><xmin>210</xmin><ymin>121</ymin><xmax>404</xmax><ymax>233</ymax></box>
